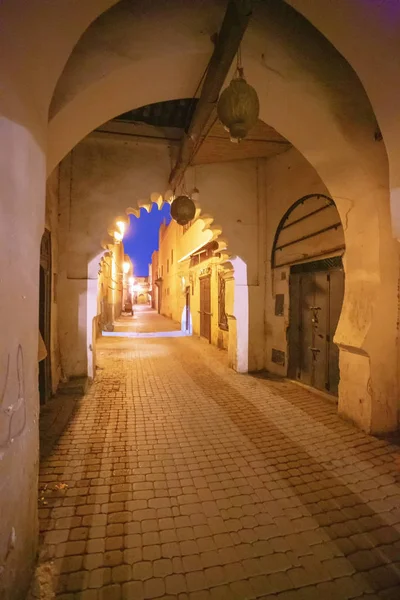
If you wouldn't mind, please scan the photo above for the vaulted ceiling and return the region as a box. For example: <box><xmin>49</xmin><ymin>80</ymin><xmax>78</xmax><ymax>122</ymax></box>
<box><xmin>97</xmin><ymin>98</ymin><xmax>291</xmax><ymax>166</ymax></box>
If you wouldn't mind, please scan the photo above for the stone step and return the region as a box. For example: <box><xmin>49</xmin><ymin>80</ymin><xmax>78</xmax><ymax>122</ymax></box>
<box><xmin>57</xmin><ymin>376</ymin><xmax>88</xmax><ymax>396</ymax></box>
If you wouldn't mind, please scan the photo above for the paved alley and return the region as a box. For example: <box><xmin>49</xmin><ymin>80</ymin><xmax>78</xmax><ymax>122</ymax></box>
<box><xmin>112</xmin><ymin>306</ymin><xmax>184</xmax><ymax>336</ymax></box>
<box><xmin>37</xmin><ymin>309</ymin><xmax>400</xmax><ymax>600</ymax></box>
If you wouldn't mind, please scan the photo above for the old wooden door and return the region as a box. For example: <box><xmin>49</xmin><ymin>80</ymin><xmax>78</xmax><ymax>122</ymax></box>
<box><xmin>39</xmin><ymin>229</ymin><xmax>52</xmax><ymax>405</ymax></box>
<box><xmin>288</xmin><ymin>259</ymin><xmax>344</xmax><ymax>396</ymax></box>
<box><xmin>199</xmin><ymin>276</ymin><xmax>211</xmax><ymax>342</ymax></box>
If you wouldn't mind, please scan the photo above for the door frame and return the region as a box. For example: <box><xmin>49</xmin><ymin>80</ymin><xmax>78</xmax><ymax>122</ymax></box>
<box><xmin>39</xmin><ymin>229</ymin><xmax>52</xmax><ymax>405</ymax></box>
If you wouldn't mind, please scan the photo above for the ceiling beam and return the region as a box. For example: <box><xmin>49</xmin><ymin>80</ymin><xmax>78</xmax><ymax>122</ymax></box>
<box><xmin>168</xmin><ymin>0</ymin><xmax>252</xmax><ymax>190</ymax></box>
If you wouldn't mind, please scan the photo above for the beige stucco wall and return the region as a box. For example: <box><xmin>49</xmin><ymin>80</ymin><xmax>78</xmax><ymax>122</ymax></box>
<box><xmin>0</xmin><ymin>121</ymin><xmax>43</xmax><ymax>599</ymax></box>
<box><xmin>1</xmin><ymin>1</ymin><xmax>400</xmax><ymax>596</ymax></box>
<box><xmin>56</xmin><ymin>133</ymin><xmax>173</xmax><ymax>378</ymax></box>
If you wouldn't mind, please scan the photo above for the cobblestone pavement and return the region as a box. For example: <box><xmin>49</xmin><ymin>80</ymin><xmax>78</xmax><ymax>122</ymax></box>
<box><xmin>113</xmin><ymin>305</ymin><xmax>182</xmax><ymax>335</ymax></box>
<box><xmin>37</xmin><ymin>310</ymin><xmax>400</xmax><ymax>599</ymax></box>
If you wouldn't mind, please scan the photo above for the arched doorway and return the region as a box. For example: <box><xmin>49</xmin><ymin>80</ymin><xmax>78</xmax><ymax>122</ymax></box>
<box><xmin>271</xmin><ymin>194</ymin><xmax>345</xmax><ymax>396</ymax></box>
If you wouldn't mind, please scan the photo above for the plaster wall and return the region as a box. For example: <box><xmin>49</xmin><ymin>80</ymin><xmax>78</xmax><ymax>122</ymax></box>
<box><xmin>1</xmin><ymin>0</ymin><xmax>400</xmax><ymax>593</ymax></box>
<box><xmin>187</xmin><ymin>159</ymin><xmax>267</xmax><ymax>371</ymax></box>
<box><xmin>56</xmin><ymin>134</ymin><xmax>172</xmax><ymax>378</ymax></box>
<box><xmin>0</xmin><ymin>120</ymin><xmax>44</xmax><ymax>599</ymax></box>
<box><xmin>263</xmin><ymin>147</ymin><xmax>400</xmax><ymax>432</ymax></box>
<box><xmin>151</xmin><ymin>250</ymin><xmax>159</xmax><ymax>310</ymax></box>
<box><xmin>44</xmin><ymin>168</ymin><xmax>62</xmax><ymax>393</ymax></box>
<box><xmin>158</xmin><ymin>220</ymin><xmax>181</xmax><ymax>323</ymax></box>
<box><xmin>284</xmin><ymin>0</ymin><xmax>400</xmax><ymax>239</ymax></box>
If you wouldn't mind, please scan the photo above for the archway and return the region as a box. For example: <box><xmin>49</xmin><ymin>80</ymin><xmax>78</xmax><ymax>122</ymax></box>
<box><xmin>43</xmin><ymin>0</ymin><xmax>399</xmax><ymax>432</ymax></box>
<box><xmin>271</xmin><ymin>194</ymin><xmax>345</xmax><ymax>396</ymax></box>
<box><xmin>1</xmin><ymin>2</ymin><xmax>400</xmax><ymax>598</ymax></box>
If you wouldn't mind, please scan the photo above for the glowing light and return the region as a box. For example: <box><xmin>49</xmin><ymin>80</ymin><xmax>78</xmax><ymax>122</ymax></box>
<box><xmin>123</xmin><ymin>262</ymin><xmax>130</xmax><ymax>274</ymax></box>
<box><xmin>116</xmin><ymin>221</ymin><xmax>125</xmax><ymax>235</ymax></box>
<box><xmin>114</xmin><ymin>231</ymin><xmax>123</xmax><ymax>242</ymax></box>
<box><xmin>134</xmin><ymin>284</ymin><xmax>142</xmax><ymax>293</ymax></box>
<box><xmin>129</xmin><ymin>276</ymin><xmax>134</xmax><ymax>285</ymax></box>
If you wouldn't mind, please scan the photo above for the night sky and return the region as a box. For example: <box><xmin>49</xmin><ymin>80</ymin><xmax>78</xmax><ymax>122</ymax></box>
<box><xmin>123</xmin><ymin>203</ymin><xmax>171</xmax><ymax>276</ymax></box>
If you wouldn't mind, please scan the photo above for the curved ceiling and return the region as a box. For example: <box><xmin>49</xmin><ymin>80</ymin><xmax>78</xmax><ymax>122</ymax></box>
<box><xmin>47</xmin><ymin>0</ymin><xmax>378</xmax><ymax>176</ymax></box>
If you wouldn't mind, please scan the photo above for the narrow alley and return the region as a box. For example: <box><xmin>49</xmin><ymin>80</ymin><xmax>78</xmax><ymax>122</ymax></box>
<box><xmin>36</xmin><ymin>309</ymin><xmax>400</xmax><ymax>600</ymax></box>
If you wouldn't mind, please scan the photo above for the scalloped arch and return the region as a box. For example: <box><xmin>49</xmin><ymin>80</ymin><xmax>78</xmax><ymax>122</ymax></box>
<box><xmin>104</xmin><ymin>190</ymin><xmax>232</xmax><ymax>260</ymax></box>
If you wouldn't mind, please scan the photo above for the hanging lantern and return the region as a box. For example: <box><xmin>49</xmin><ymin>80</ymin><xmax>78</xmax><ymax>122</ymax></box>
<box><xmin>171</xmin><ymin>195</ymin><xmax>196</xmax><ymax>226</ymax></box>
<box><xmin>217</xmin><ymin>67</ymin><xmax>259</xmax><ymax>143</ymax></box>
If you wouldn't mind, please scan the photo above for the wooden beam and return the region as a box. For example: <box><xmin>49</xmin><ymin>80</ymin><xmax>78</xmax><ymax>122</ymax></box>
<box><xmin>169</xmin><ymin>0</ymin><xmax>252</xmax><ymax>189</ymax></box>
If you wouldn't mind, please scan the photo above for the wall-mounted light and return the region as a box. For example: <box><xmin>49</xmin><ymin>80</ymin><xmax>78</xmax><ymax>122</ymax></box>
<box><xmin>123</xmin><ymin>261</ymin><xmax>130</xmax><ymax>274</ymax></box>
<box><xmin>114</xmin><ymin>231</ymin><xmax>123</xmax><ymax>242</ymax></box>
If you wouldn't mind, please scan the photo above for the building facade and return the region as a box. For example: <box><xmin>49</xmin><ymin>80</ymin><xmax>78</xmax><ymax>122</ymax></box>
<box><xmin>154</xmin><ymin>219</ymin><xmax>232</xmax><ymax>353</ymax></box>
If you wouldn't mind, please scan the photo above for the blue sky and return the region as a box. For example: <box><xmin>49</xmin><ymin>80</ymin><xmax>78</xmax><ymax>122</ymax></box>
<box><xmin>123</xmin><ymin>203</ymin><xmax>171</xmax><ymax>276</ymax></box>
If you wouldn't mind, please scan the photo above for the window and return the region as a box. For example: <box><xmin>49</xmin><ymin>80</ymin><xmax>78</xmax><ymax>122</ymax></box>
<box><xmin>218</xmin><ymin>273</ymin><xmax>229</xmax><ymax>331</ymax></box>
<box><xmin>171</xmin><ymin>249</ymin><xmax>174</xmax><ymax>265</ymax></box>
<box><xmin>167</xmin><ymin>259</ymin><xmax>169</xmax><ymax>273</ymax></box>
<box><xmin>161</xmin><ymin>265</ymin><xmax>164</xmax><ymax>277</ymax></box>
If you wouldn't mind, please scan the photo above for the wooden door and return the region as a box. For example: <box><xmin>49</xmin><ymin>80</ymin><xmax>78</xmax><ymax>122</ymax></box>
<box><xmin>288</xmin><ymin>260</ymin><xmax>344</xmax><ymax>395</ymax></box>
<box><xmin>199</xmin><ymin>276</ymin><xmax>211</xmax><ymax>342</ymax></box>
<box><xmin>39</xmin><ymin>230</ymin><xmax>52</xmax><ymax>405</ymax></box>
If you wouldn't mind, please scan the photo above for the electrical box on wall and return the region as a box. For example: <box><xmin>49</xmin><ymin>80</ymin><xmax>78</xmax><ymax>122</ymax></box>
<box><xmin>272</xmin><ymin>348</ymin><xmax>285</xmax><ymax>366</ymax></box>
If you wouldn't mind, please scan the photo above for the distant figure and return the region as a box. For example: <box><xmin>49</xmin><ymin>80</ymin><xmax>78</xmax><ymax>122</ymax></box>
<box><xmin>124</xmin><ymin>300</ymin><xmax>134</xmax><ymax>317</ymax></box>
<box><xmin>38</xmin><ymin>331</ymin><xmax>47</xmax><ymax>362</ymax></box>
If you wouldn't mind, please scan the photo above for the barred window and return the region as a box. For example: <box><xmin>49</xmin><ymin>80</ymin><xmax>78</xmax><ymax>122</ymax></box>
<box><xmin>218</xmin><ymin>273</ymin><xmax>228</xmax><ymax>331</ymax></box>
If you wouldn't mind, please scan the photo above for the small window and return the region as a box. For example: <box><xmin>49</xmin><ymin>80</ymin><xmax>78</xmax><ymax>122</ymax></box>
<box><xmin>161</xmin><ymin>265</ymin><xmax>164</xmax><ymax>277</ymax></box>
<box><xmin>167</xmin><ymin>259</ymin><xmax>169</xmax><ymax>273</ymax></box>
<box><xmin>275</xmin><ymin>294</ymin><xmax>284</xmax><ymax>317</ymax></box>
<box><xmin>171</xmin><ymin>249</ymin><xmax>174</xmax><ymax>265</ymax></box>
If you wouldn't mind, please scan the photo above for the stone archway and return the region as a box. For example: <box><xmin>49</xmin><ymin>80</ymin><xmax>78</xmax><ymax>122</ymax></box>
<box><xmin>45</xmin><ymin>0</ymin><xmax>398</xmax><ymax>430</ymax></box>
<box><xmin>1</xmin><ymin>2</ymin><xmax>400</xmax><ymax>597</ymax></box>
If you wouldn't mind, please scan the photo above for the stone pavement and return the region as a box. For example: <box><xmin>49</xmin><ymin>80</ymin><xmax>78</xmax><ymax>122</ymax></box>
<box><xmin>36</xmin><ymin>310</ymin><xmax>400</xmax><ymax>599</ymax></box>
<box><xmin>113</xmin><ymin>305</ymin><xmax>182</xmax><ymax>335</ymax></box>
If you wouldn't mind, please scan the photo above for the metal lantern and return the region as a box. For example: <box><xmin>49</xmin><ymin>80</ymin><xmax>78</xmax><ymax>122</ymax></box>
<box><xmin>170</xmin><ymin>195</ymin><xmax>196</xmax><ymax>225</ymax></box>
<box><xmin>217</xmin><ymin>71</ymin><xmax>259</xmax><ymax>142</ymax></box>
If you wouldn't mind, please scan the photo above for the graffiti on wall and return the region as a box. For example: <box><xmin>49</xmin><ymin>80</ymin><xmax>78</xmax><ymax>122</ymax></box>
<box><xmin>0</xmin><ymin>345</ymin><xmax>26</xmax><ymax>450</ymax></box>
